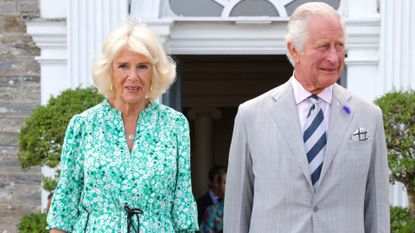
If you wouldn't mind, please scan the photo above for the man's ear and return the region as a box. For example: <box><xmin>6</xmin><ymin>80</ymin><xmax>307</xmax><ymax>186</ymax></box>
<box><xmin>287</xmin><ymin>42</ymin><xmax>300</xmax><ymax>62</ymax></box>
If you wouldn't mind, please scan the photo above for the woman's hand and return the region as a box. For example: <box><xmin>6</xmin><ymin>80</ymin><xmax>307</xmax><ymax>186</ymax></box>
<box><xmin>50</xmin><ymin>229</ymin><xmax>66</xmax><ymax>233</ymax></box>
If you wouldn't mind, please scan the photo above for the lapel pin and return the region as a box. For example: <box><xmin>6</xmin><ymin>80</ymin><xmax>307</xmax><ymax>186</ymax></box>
<box><xmin>342</xmin><ymin>105</ymin><xmax>351</xmax><ymax>114</ymax></box>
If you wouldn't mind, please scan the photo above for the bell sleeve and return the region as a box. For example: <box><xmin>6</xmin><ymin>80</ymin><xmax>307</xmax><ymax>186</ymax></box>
<box><xmin>171</xmin><ymin>114</ymin><xmax>199</xmax><ymax>232</ymax></box>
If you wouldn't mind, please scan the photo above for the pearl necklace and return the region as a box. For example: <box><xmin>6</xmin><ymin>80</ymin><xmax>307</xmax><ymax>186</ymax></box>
<box><xmin>127</xmin><ymin>134</ymin><xmax>135</xmax><ymax>140</ymax></box>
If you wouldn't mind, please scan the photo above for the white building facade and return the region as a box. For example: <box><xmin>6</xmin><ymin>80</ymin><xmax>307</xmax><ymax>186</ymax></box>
<box><xmin>27</xmin><ymin>0</ymin><xmax>414</xmax><ymax>210</ymax></box>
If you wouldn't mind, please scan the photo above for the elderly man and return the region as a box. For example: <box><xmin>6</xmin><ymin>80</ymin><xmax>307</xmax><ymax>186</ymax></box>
<box><xmin>224</xmin><ymin>2</ymin><xmax>389</xmax><ymax>233</ymax></box>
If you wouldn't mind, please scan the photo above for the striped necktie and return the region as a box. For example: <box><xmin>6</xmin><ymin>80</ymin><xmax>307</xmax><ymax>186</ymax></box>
<box><xmin>303</xmin><ymin>95</ymin><xmax>327</xmax><ymax>191</ymax></box>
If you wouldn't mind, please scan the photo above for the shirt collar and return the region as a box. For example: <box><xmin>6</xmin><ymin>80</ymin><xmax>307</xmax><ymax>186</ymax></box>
<box><xmin>208</xmin><ymin>189</ymin><xmax>220</xmax><ymax>204</ymax></box>
<box><xmin>291</xmin><ymin>75</ymin><xmax>333</xmax><ymax>105</ymax></box>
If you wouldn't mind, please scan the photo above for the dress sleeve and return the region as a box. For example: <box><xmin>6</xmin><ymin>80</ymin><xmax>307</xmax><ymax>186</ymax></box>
<box><xmin>172</xmin><ymin>114</ymin><xmax>199</xmax><ymax>232</ymax></box>
<box><xmin>47</xmin><ymin>115</ymin><xmax>85</xmax><ymax>232</ymax></box>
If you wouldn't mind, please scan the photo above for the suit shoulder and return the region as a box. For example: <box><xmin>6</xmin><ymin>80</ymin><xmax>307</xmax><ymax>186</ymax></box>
<box><xmin>238</xmin><ymin>85</ymin><xmax>282</xmax><ymax>113</ymax></box>
<box><xmin>351</xmin><ymin>95</ymin><xmax>381</xmax><ymax>115</ymax></box>
<box><xmin>335</xmin><ymin>84</ymin><xmax>382</xmax><ymax>116</ymax></box>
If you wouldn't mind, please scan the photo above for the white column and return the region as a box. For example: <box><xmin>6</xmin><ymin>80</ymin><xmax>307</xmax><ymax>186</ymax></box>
<box><xmin>67</xmin><ymin>0</ymin><xmax>129</xmax><ymax>88</ymax></box>
<box><xmin>26</xmin><ymin>21</ymin><xmax>68</xmax><ymax>105</ymax></box>
<box><xmin>379</xmin><ymin>0</ymin><xmax>415</xmax><ymax>92</ymax></box>
<box><xmin>344</xmin><ymin>19</ymin><xmax>380</xmax><ymax>101</ymax></box>
<box><xmin>343</xmin><ymin>0</ymin><xmax>381</xmax><ymax>102</ymax></box>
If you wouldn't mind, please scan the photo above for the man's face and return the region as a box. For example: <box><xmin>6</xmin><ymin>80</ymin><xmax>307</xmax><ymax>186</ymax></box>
<box><xmin>291</xmin><ymin>15</ymin><xmax>345</xmax><ymax>94</ymax></box>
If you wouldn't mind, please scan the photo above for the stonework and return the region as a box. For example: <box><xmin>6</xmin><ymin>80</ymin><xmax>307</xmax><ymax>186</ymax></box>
<box><xmin>0</xmin><ymin>0</ymin><xmax>41</xmax><ymax>232</ymax></box>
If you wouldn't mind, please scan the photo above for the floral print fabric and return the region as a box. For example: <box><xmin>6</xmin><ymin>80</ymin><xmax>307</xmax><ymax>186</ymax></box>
<box><xmin>47</xmin><ymin>100</ymin><xmax>198</xmax><ymax>233</ymax></box>
<box><xmin>200</xmin><ymin>202</ymin><xmax>224</xmax><ymax>233</ymax></box>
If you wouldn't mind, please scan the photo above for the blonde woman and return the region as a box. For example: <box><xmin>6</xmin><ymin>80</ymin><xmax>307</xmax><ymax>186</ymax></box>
<box><xmin>47</xmin><ymin>21</ymin><xmax>198</xmax><ymax>233</ymax></box>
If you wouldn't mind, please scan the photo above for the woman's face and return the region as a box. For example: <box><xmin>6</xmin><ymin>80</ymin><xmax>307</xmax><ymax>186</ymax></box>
<box><xmin>111</xmin><ymin>47</ymin><xmax>153</xmax><ymax>106</ymax></box>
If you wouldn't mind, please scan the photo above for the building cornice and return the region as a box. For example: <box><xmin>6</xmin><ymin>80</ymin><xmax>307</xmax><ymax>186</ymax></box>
<box><xmin>26</xmin><ymin>20</ymin><xmax>67</xmax><ymax>62</ymax></box>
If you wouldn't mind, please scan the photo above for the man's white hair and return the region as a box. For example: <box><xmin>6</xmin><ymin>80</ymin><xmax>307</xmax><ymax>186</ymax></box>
<box><xmin>285</xmin><ymin>2</ymin><xmax>346</xmax><ymax>66</ymax></box>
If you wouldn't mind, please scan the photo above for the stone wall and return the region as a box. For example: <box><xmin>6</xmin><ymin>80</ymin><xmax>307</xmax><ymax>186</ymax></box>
<box><xmin>0</xmin><ymin>0</ymin><xmax>41</xmax><ymax>232</ymax></box>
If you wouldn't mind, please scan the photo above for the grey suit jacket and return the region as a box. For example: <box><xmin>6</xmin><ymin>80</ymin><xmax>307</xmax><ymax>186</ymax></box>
<box><xmin>224</xmin><ymin>79</ymin><xmax>389</xmax><ymax>233</ymax></box>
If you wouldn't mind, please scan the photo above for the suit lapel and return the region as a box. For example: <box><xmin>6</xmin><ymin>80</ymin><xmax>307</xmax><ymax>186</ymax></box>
<box><xmin>318</xmin><ymin>84</ymin><xmax>354</xmax><ymax>185</ymax></box>
<box><xmin>270</xmin><ymin>80</ymin><xmax>314</xmax><ymax>191</ymax></box>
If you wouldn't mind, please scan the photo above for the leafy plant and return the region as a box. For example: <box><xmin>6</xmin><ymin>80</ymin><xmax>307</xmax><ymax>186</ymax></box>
<box><xmin>41</xmin><ymin>171</ymin><xmax>60</xmax><ymax>192</ymax></box>
<box><xmin>375</xmin><ymin>91</ymin><xmax>415</xmax><ymax>217</ymax></box>
<box><xmin>17</xmin><ymin>212</ymin><xmax>47</xmax><ymax>233</ymax></box>
<box><xmin>18</xmin><ymin>87</ymin><xmax>104</xmax><ymax>191</ymax></box>
<box><xmin>391</xmin><ymin>206</ymin><xmax>415</xmax><ymax>233</ymax></box>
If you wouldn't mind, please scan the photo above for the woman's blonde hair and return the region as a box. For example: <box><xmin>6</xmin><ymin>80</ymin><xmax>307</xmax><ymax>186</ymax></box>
<box><xmin>93</xmin><ymin>20</ymin><xmax>176</xmax><ymax>101</ymax></box>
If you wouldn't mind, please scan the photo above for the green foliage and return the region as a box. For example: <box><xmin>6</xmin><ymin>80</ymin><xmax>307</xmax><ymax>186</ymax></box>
<box><xmin>17</xmin><ymin>212</ymin><xmax>47</xmax><ymax>233</ymax></box>
<box><xmin>391</xmin><ymin>206</ymin><xmax>415</xmax><ymax>233</ymax></box>
<box><xmin>375</xmin><ymin>91</ymin><xmax>415</xmax><ymax>187</ymax></box>
<box><xmin>42</xmin><ymin>174</ymin><xmax>59</xmax><ymax>192</ymax></box>
<box><xmin>18</xmin><ymin>87</ymin><xmax>104</xmax><ymax>190</ymax></box>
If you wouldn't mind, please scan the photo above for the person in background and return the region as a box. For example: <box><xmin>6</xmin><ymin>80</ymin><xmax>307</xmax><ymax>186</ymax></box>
<box><xmin>224</xmin><ymin>2</ymin><xmax>389</xmax><ymax>233</ymax></box>
<box><xmin>47</xmin><ymin>20</ymin><xmax>198</xmax><ymax>233</ymax></box>
<box><xmin>197</xmin><ymin>166</ymin><xmax>226</xmax><ymax>225</ymax></box>
<box><xmin>200</xmin><ymin>170</ymin><xmax>226</xmax><ymax>233</ymax></box>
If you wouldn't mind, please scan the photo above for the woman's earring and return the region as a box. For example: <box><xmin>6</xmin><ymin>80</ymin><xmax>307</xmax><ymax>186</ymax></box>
<box><xmin>110</xmin><ymin>84</ymin><xmax>113</xmax><ymax>91</ymax></box>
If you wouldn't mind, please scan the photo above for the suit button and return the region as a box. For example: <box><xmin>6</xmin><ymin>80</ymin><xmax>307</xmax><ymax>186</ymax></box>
<box><xmin>313</xmin><ymin>206</ymin><xmax>318</xmax><ymax>212</ymax></box>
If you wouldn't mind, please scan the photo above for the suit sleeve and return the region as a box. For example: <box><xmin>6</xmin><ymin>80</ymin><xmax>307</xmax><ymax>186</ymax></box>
<box><xmin>364</xmin><ymin>107</ymin><xmax>390</xmax><ymax>233</ymax></box>
<box><xmin>224</xmin><ymin>105</ymin><xmax>254</xmax><ymax>233</ymax></box>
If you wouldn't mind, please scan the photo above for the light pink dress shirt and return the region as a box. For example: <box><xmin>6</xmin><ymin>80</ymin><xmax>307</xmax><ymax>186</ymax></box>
<box><xmin>291</xmin><ymin>76</ymin><xmax>332</xmax><ymax>132</ymax></box>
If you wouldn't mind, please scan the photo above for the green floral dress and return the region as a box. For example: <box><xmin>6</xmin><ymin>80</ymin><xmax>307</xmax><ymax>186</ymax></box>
<box><xmin>47</xmin><ymin>100</ymin><xmax>199</xmax><ymax>233</ymax></box>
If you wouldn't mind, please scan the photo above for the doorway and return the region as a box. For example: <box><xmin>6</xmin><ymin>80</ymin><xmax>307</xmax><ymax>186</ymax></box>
<box><xmin>176</xmin><ymin>55</ymin><xmax>292</xmax><ymax>197</ymax></box>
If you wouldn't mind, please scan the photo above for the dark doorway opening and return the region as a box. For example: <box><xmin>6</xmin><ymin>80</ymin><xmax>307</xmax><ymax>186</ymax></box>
<box><xmin>176</xmin><ymin>55</ymin><xmax>292</xmax><ymax>197</ymax></box>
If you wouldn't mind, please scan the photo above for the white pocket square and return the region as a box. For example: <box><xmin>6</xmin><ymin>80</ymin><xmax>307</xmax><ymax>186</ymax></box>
<box><xmin>351</xmin><ymin>128</ymin><xmax>369</xmax><ymax>142</ymax></box>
